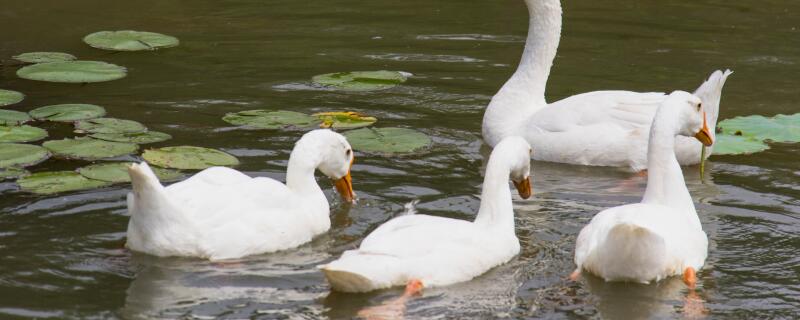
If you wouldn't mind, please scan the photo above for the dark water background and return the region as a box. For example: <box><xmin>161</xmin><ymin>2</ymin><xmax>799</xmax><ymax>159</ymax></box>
<box><xmin>1</xmin><ymin>0</ymin><xmax>798</xmax><ymax>318</ymax></box>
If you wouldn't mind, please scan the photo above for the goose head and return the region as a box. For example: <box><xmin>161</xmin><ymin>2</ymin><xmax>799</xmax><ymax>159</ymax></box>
<box><xmin>294</xmin><ymin>129</ymin><xmax>355</xmax><ymax>202</ymax></box>
<box><xmin>665</xmin><ymin>91</ymin><xmax>714</xmax><ymax>146</ymax></box>
<box><xmin>492</xmin><ymin>136</ymin><xmax>533</xmax><ymax>199</ymax></box>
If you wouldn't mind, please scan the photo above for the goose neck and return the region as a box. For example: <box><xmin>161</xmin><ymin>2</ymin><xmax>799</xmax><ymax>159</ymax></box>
<box><xmin>641</xmin><ymin>115</ymin><xmax>696</xmax><ymax>215</ymax></box>
<box><xmin>474</xmin><ymin>157</ymin><xmax>515</xmax><ymax>232</ymax></box>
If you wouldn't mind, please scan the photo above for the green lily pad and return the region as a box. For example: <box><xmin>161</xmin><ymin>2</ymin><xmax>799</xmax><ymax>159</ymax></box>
<box><xmin>17</xmin><ymin>61</ymin><xmax>127</xmax><ymax>83</ymax></box>
<box><xmin>29</xmin><ymin>104</ymin><xmax>106</xmax><ymax>122</ymax></box>
<box><xmin>0</xmin><ymin>143</ymin><xmax>50</xmax><ymax>168</ymax></box>
<box><xmin>43</xmin><ymin>137</ymin><xmax>138</xmax><ymax>160</ymax></box>
<box><xmin>78</xmin><ymin>162</ymin><xmax>183</xmax><ymax>183</ymax></box>
<box><xmin>718</xmin><ymin>113</ymin><xmax>800</xmax><ymax>143</ymax></box>
<box><xmin>222</xmin><ymin>110</ymin><xmax>319</xmax><ymax>129</ymax></box>
<box><xmin>17</xmin><ymin>171</ymin><xmax>110</xmax><ymax>194</ymax></box>
<box><xmin>0</xmin><ymin>167</ymin><xmax>29</xmax><ymax>181</ymax></box>
<box><xmin>712</xmin><ymin>134</ymin><xmax>770</xmax><ymax>156</ymax></box>
<box><xmin>83</xmin><ymin>30</ymin><xmax>179</xmax><ymax>51</ymax></box>
<box><xmin>343</xmin><ymin>127</ymin><xmax>432</xmax><ymax>154</ymax></box>
<box><xmin>90</xmin><ymin>131</ymin><xmax>171</xmax><ymax>144</ymax></box>
<box><xmin>312</xmin><ymin>71</ymin><xmax>408</xmax><ymax>91</ymax></box>
<box><xmin>0</xmin><ymin>89</ymin><xmax>24</xmax><ymax>107</ymax></box>
<box><xmin>12</xmin><ymin>52</ymin><xmax>77</xmax><ymax>64</ymax></box>
<box><xmin>143</xmin><ymin>146</ymin><xmax>239</xmax><ymax>170</ymax></box>
<box><xmin>0</xmin><ymin>110</ymin><xmax>32</xmax><ymax>125</ymax></box>
<box><xmin>0</xmin><ymin>125</ymin><xmax>48</xmax><ymax>143</ymax></box>
<box><xmin>313</xmin><ymin>111</ymin><xmax>377</xmax><ymax>129</ymax></box>
<box><xmin>75</xmin><ymin>117</ymin><xmax>146</xmax><ymax>134</ymax></box>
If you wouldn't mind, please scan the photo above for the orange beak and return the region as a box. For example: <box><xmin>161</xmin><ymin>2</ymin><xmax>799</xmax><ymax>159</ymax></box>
<box><xmin>694</xmin><ymin>111</ymin><xmax>714</xmax><ymax>147</ymax></box>
<box><xmin>513</xmin><ymin>176</ymin><xmax>532</xmax><ymax>199</ymax></box>
<box><xmin>334</xmin><ymin>158</ymin><xmax>355</xmax><ymax>203</ymax></box>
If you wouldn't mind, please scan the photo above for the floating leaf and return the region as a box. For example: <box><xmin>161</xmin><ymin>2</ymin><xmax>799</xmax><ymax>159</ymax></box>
<box><xmin>143</xmin><ymin>146</ymin><xmax>239</xmax><ymax>170</ymax></box>
<box><xmin>29</xmin><ymin>104</ymin><xmax>106</xmax><ymax>122</ymax></box>
<box><xmin>222</xmin><ymin>110</ymin><xmax>319</xmax><ymax>129</ymax></box>
<box><xmin>75</xmin><ymin>117</ymin><xmax>146</xmax><ymax>134</ymax></box>
<box><xmin>90</xmin><ymin>131</ymin><xmax>171</xmax><ymax>144</ymax></box>
<box><xmin>17</xmin><ymin>61</ymin><xmax>127</xmax><ymax>83</ymax></box>
<box><xmin>343</xmin><ymin>127</ymin><xmax>431</xmax><ymax>154</ymax></box>
<box><xmin>17</xmin><ymin>171</ymin><xmax>110</xmax><ymax>194</ymax></box>
<box><xmin>0</xmin><ymin>167</ymin><xmax>29</xmax><ymax>181</ymax></box>
<box><xmin>83</xmin><ymin>30</ymin><xmax>179</xmax><ymax>51</ymax></box>
<box><xmin>313</xmin><ymin>111</ymin><xmax>377</xmax><ymax>129</ymax></box>
<box><xmin>0</xmin><ymin>89</ymin><xmax>24</xmax><ymax>107</ymax></box>
<box><xmin>0</xmin><ymin>110</ymin><xmax>32</xmax><ymax>125</ymax></box>
<box><xmin>0</xmin><ymin>143</ymin><xmax>50</xmax><ymax>168</ymax></box>
<box><xmin>712</xmin><ymin>134</ymin><xmax>770</xmax><ymax>156</ymax></box>
<box><xmin>78</xmin><ymin>162</ymin><xmax>182</xmax><ymax>183</ymax></box>
<box><xmin>312</xmin><ymin>71</ymin><xmax>408</xmax><ymax>91</ymax></box>
<box><xmin>43</xmin><ymin>137</ymin><xmax>138</xmax><ymax>160</ymax></box>
<box><xmin>0</xmin><ymin>125</ymin><xmax>48</xmax><ymax>143</ymax></box>
<box><xmin>718</xmin><ymin>113</ymin><xmax>800</xmax><ymax>143</ymax></box>
<box><xmin>12</xmin><ymin>52</ymin><xmax>77</xmax><ymax>64</ymax></box>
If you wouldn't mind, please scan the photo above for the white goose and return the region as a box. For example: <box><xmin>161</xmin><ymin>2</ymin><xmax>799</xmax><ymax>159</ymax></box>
<box><xmin>125</xmin><ymin>129</ymin><xmax>355</xmax><ymax>260</ymax></box>
<box><xmin>482</xmin><ymin>0</ymin><xmax>732</xmax><ymax>171</ymax></box>
<box><xmin>320</xmin><ymin>136</ymin><xmax>533</xmax><ymax>293</ymax></box>
<box><xmin>572</xmin><ymin>91</ymin><xmax>712</xmax><ymax>286</ymax></box>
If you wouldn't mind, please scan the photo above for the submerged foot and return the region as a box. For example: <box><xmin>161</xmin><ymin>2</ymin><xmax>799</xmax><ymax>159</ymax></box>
<box><xmin>683</xmin><ymin>267</ymin><xmax>697</xmax><ymax>289</ymax></box>
<box><xmin>569</xmin><ymin>269</ymin><xmax>581</xmax><ymax>281</ymax></box>
<box><xmin>357</xmin><ymin>279</ymin><xmax>424</xmax><ymax>320</ymax></box>
<box><xmin>611</xmin><ymin>169</ymin><xmax>648</xmax><ymax>193</ymax></box>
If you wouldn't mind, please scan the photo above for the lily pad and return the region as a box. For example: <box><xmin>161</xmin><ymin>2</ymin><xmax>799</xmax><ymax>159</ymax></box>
<box><xmin>712</xmin><ymin>134</ymin><xmax>770</xmax><ymax>156</ymax></box>
<box><xmin>0</xmin><ymin>89</ymin><xmax>24</xmax><ymax>107</ymax></box>
<box><xmin>0</xmin><ymin>110</ymin><xmax>32</xmax><ymax>125</ymax></box>
<box><xmin>312</xmin><ymin>71</ymin><xmax>408</xmax><ymax>91</ymax></box>
<box><xmin>0</xmin><ymin>143</ymin><xmax>50</xmax><ymax>168</ymax></box>
<box><xmin>0</xmin><ymin>167</ymin><xmax>29</xmax><ymax>180</ymax></box>
<box><xmin>75</xmin><ymin>117</ymin><xmax>146</xmax><ymax>134</ymax></box>
<box><xmin>17</xmin><ymin>61</ymin><xmax>127</xmax><ymax>83</ymax></box>
<box><xmin>343</xmin><ymin>127</ymin><xmax>432</xmax><ymax>154</ymax></box>
<box><xmin>78</xmin><ymin>162</ymin><xmax>183</xmax><ymax>183</ymax></box>
<box><xmin>90</xmin><ymin>131</ymin><xmax>171</xmax><ymax>144</ymax></box>
<box><xmin>143</xmin><ymin>146</ymin><xmax>239</xmax><ymax>170</ymax></box>
<box><xmin>222</xmin><ymin>110</ymin><xmax>319</xmax><ymax>129</ymax></box>
<box><xmin>43</xmin><ymin>137</ymin><xmax>138</xmax><ymax>160</ymax></box>
<box><xmin>17</xmin><ymin>171</ymin><xmax>110</xmax><ymax>194</ymax></box>
<box><xmin>12</xmin><ymin>52</ymin><xmax>77</xmax><ymax>64</ymax></box>
<box><xmin>313</xmin><ymin>111</ymin><xmax>377</xmax><ymax>129</ymax></box>
<box><xmin>29</xmin><ymin>104</ymin><xmax>106</xmax><ymax>122</ymax></box>
<box><xmin>718</xmin><ymin>113</ymin><xmax>800</xmax><ymax>143</ymax></box>
<box><xmin>83</xmin><ymin>30</ymin><xmax>179</xmax><ymax>51</ymax></box>
<box><xmin>0</xmin><ymin>125</ymin><xmax>48</xmax><ymax>143</ymax></box>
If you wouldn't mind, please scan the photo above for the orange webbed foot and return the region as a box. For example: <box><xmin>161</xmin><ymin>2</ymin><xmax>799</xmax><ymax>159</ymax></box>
<box><xmin>569</xmin><ymin>269</ymin><xmax>581</xmax><ymax>281</ymax></box>
<box><xmin>683</xmin><ymin>267</ymin><xmax>697</xmax><ymax>289</ymax></box>
<box><xmin>357</xmin><ymin>279</ymin><xmax>424</xmax><ymax>320</ymax></box>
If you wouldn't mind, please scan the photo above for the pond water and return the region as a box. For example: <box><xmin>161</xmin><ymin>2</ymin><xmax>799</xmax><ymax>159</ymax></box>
<box><xmin>1</xmin><ymin>0</ymin><xmax>799</xmax><ymax>318</ymax></box>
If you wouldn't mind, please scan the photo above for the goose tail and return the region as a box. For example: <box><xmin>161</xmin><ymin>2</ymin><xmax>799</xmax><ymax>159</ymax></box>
<box><xmin>320</xmin><ymin>252</ymin><xmax>400</xmax><ymax>293</ymax></box>
<box><xmin>128</xmin><ymin>162</ymin><xmax>164</xmax><ymax>196</ymax></box>
<box><xmin>693</xmin><ymin>69</ymin><xmax>733</xmax><ymax>140</ymax></box>
<box><xmin>593</xmin><ymin>223</ymin><xmax>668</xmax><ymax>283</ymax></box>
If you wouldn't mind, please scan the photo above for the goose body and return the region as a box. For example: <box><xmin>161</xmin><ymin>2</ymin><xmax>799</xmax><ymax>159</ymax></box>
<box><xmin>482</xmin><ymin>0</ymin><xmax>732</xmax><ymax>171</ymax></box>
<box><xmin>126</xmin><ymin>130</ymin><xmax>355</xmax><ymax>260</ymax></box>
<box><xmin>573</xmin><ymin>91</ymin><xmax>711</xmax><ymax>284</ymax></box>
<box><xmin>321</xmin><ymin>137</ymin><xmax>533</xmax><ymax>292</ymax></box>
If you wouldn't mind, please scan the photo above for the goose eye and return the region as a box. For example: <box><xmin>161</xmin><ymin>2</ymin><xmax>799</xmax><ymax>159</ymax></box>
<box><xmin>697</xmin><ymin>103</ymin><xmax>702</xmax><ymax>111</ymax></box>
<box><xmin>345</xmin><ymin>149</ymin><xmax>352</xmax><ymax>157</ymax></box>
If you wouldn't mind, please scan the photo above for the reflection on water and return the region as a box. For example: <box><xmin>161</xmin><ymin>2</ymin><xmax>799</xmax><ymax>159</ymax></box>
<box><xmin>0</xmin><ymin>0</ymin><xmax>798</xmax><ymax>318</ymax></box>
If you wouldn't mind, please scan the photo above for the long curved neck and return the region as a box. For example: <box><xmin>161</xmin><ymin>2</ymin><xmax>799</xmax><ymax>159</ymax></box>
<box><xmin>285</xmin><ymin>146</ymin><xmax>325</xmax><ymax>200</ymax></box>
<box><xmin>516</xmin><ymin>0</ymin><xmax>562</xmax><ymax>101</ymax></box>
<box><xmin>641</xmin><ymin>112</ymin><xmax>696</xmax><ymax>216</ymax></box>
<box><xmin>482</xmin><ymin>0</ymin><xmax>562</xmax><ymax>146</ymax></box>
<box><xmin>474</xmin><ymin>157</ymin><xmax>515</xmax><ymax>232</ymax></box>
